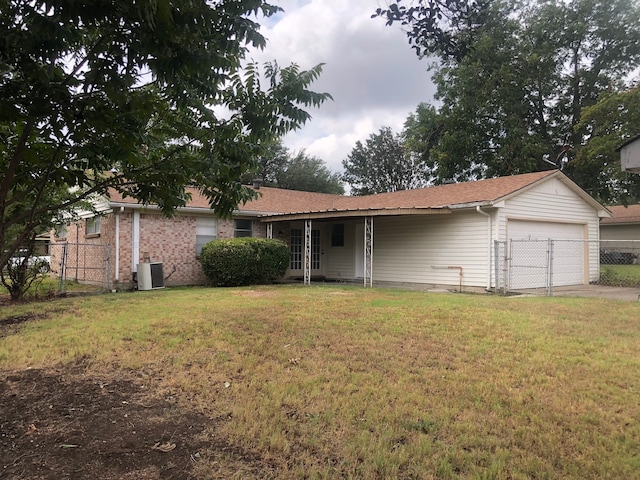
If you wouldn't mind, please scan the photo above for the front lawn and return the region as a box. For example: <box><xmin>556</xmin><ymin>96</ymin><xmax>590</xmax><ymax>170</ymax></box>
<box><xmin>1</xmin><ymin>286</ymin><xmax>639</xmax><ymax>479</ymax></box>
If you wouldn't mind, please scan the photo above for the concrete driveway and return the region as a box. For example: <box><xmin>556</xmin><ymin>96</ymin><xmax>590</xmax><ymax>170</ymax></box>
<box><xmin>518</xmin><ymin>285</ymin><xmax>640</xmax><ymax>301</ymax></box>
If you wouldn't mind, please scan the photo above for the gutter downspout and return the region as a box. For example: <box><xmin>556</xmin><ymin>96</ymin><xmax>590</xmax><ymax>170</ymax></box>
<box><xmin>476</xmin><ymin>206</ymin><xmax>492</xmax><ymax>290</ymax></box>
<box><xmin>115</xmin><ymin>207</ymin><xmax>123</xmax><ymax>283</ymax></box>
<box><xmin>132</xmin><ymin>211</ymin><xmax>140</xmax><ymax>275</ymax></box>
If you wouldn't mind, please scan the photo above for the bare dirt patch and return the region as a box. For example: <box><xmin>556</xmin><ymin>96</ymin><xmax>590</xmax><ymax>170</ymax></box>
<box><xmin>0</xmin><ymin>361</ymin><xmax>270</xmax><ymax>479</ymax></box>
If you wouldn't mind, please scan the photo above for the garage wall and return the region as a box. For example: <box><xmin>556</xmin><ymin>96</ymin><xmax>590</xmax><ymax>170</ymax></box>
<box><xmin>372</xmin><ymin>211</ymin><xmax>489</xmax><ymax>287</ymax></box>
<box><xmin>496</xmin><ymin>177</ymin><xmax>600</xmax><ymax>283</ymax></box>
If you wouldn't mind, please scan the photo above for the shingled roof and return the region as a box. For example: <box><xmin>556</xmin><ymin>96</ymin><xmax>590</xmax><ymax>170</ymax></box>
<box><xmin>107</xmin><ymin>170</ymin><xmax>605</xmax><ymax>219</ymax></box>
<box><xmin>601</xmin><ymin>205</ymin><xmax>640</xmax><ymax>225</ymax></box>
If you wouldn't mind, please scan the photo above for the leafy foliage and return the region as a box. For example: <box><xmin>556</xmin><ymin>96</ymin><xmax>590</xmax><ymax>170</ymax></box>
<box><xmin>1</xmin><ymin>244</ymin><xmax>51</xmax><ymax>301</ymax></box>
<box><xmin>393</xmin><ymin>0</ymin><xmax>640</xmax><ymax>201</ymax></box>
<box><xmin>243</xmin><ymin>139</ymin><xmax>344</xmax><ymax>194</ymax></box>
<box><xmin>573</xmin><ymin>87</ymin><xmax>640</xmax><ymax>203</ymax></box>
<box><xmin>274</xmin><ymin>150</ymin><xmax>344</xmax><ymax>194</ymax></box>
<box><xmin>0</xmin><ymin>0</ymin><xmax>331</xmax><ymax>272</ymax></box>
<box><xmin>199</xmin><ymin>237</ymin><xmax>289</xmax><ymax>287</ymax></box>
<box><xmin>373</xmin><ymin>0</ymin><xmax>493</xmax><ymax>61</ymax></box>
<box><xmin>342</xmin><ymin>126</ymin><xmax>431</xmax><ymax>195</ymax></box>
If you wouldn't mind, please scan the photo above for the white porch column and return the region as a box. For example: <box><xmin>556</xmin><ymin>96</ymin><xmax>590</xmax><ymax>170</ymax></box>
<box><xmin>364</xmin><ymin>216</ymin><xmax>374</xmax><ymax>288</ymax></box>
<box><xmin>304</xmin><ymin>219</ymin><xmax>312</xmax><ymax>285</ymax></box>
<box><xmin>132</xmin><ymin>210</ymin><xmax>140</xmax><ymax>273</ymax></box>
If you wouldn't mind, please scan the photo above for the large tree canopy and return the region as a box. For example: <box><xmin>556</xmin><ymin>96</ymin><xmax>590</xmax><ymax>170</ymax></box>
<box><xmin>373</xmin><ymin>0</ymin><xmax>492</xmax><ymax>61</ymax></box>
<box><xmin>573</xmin><ymin>86</ymin><xmax>640</xmax><ymax>203</ymax></box>
<box><xmin>242</xmin><ymin>138</ymin><xmax>344</xmax><ymax>194</ymax></box>
<box><xmin>0</xmin><ymin>0</ymin><xmax>331</xmax><ymax>271</ymax></box>
<box><xmin>386</xmin><ymin>0</ymin><xmax>640</xmax><ymax>202</ymax></box>
<box><xmin>342</xmin><ymin>126</ymin><xmax>430</xmax><ymax>195</ymax></box>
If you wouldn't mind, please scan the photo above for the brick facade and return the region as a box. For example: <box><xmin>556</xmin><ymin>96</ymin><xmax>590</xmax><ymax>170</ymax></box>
<box><xmin>60</xmin><ymin>209</ymin><xmax>277</xmax><ymax>290</ymax></box>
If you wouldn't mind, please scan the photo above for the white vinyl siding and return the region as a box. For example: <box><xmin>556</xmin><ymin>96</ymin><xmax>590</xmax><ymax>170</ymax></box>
<box><xmin>325</xmin><ymin>222</ymin><xmax>356</xmax><ymax>279</ymax></box>
<box><xmin>600</xmin><ymin>224</ymin><xmax>640</xmax><ymax>241</ymax></box>
<box><xmin>372</xmin><ymin>212</ymin><xmax>488</xmax><ymax>287</ymax></box>
<box><xmin>496</xmin><ymin>177</ymin><xmax>600</xmax><ymax>283</ymax></box>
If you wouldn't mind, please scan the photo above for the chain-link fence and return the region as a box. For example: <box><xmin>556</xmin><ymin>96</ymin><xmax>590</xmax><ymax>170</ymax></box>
<box><xmin>49</xmin><ymin>242</ymin><xmax>111</xmax><ymax>293</ymax></box>
<box><xmin>495</xmin><ymin>239</ymin><xmax>640</xmax><ymax>295</ymax></box>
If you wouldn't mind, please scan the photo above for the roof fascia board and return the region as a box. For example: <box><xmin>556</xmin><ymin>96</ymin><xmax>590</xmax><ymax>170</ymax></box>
<box><xmin>259</xmin><ymin>208</ymin><xmax>451</xmax><ymax>223</ymax></box>
<box><xmin>446</xmin><ymin>201</ymin><xmax>495</xmax><ymax>210</ymax></box>
<box><xmin>108</xmin><ymin>201</ymin><xmax>265</xmax><ymax>217</ymax></box>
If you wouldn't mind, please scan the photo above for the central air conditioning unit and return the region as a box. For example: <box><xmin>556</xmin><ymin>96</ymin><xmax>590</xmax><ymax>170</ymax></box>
<box><xmin>137</xmin><ymin>262</ymin><xmax>165</xmax><ymax>290</ymax></box>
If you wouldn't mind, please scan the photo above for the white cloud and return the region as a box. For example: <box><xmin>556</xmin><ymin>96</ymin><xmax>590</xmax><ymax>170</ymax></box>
<box><xmin>250</xmin><ymin>0</ymin><xmax>438</xmax><ymax>173</ymax></box>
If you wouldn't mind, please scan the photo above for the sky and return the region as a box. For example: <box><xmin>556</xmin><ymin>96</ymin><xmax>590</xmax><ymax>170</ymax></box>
<box><xmin>248</xmin><ymin>0</ymin><xmax>438</xmax><ymax>174</ymax></box>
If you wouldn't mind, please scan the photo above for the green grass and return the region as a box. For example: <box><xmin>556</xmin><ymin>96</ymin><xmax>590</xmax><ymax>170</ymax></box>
<box><xmin>0</xmin><ymin>275</ymin><xmax>100</xmax><ymax>300</ymax></box>
<box><xmin>2</xmin><ymin>285</ymin><xmax>640</xmax><ymax>479</ymax></box>
<box><xmin>599</xmin><ymin>264</ymin><xmax>640</xmax><ymax>287</ymax></box>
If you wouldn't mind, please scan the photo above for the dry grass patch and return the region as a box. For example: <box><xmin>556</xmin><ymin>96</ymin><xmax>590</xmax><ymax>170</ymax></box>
<box><xmin>1</xmin><ymin>286</ymin><xmax>639</xmax><ymax>479</ymax></box>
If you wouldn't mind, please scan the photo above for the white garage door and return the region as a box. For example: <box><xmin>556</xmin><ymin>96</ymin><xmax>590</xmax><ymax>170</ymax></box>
<box><xmin>508</xmin><ymin>220</ymin><xmax>585</xmax><ymax>289</ymax></box>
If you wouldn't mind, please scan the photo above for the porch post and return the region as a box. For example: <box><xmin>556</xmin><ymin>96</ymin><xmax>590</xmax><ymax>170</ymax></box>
<box><xmin>364</xmin><ymin>216</ymin><xmax>374</xmax><ymax>288</ymax></box>
<box><xmin>304</xmin><ymin>219</ymin><xmax>312</xmax><ymax>285</ymax></box>
<box><xmin>266</xmin><ymin>223</ymin><xmax>273</xmax><ymax>239</ymax></box>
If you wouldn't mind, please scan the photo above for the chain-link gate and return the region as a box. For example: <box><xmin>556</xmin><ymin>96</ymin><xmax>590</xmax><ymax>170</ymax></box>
<box><xmin>49</xmin><ymin>242</ymin><xmax>111</xmax><ymax>294</ymax></box>
<box><xmin>495</xmin><ymin>239</ymin><xmax>640</xmax><ymax>295</ymax></box>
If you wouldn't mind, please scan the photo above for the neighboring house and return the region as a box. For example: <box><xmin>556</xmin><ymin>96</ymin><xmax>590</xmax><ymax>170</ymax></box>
<box><xmin>600</xmin><ymin>205</ymin><xmax>640</xmax><ymax>261</ymax></box>
<box><xmin>52</xmin><ymin>170</ymin><xmax>609</xmax><ymax>291</ymax></box>
<box><xmin>617</xmin><ymin>134</ymin><xmax>640</xmax><ymax>173</ymax></box>
<box><xmin>601</xmin><ymin>205</ymin><xmax>640</xmax><ymax>240</ymax></box>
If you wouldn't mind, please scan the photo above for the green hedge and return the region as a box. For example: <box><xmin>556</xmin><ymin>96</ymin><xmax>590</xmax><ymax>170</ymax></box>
<box><xmin>199</xmin><ymin>237</ymin><xmax>289</xmax><ymax>287</ymax></box>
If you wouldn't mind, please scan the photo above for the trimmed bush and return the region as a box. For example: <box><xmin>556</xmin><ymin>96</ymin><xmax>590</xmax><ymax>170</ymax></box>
<box><xmin>199</xmin><ymin>237</ymin><xmax>289</xmax><ymax>287</ymax></box>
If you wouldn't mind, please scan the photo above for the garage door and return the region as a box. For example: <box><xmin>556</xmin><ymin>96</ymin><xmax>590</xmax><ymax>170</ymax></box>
<box><xmin>508</xmin><ymin>220</ymin><xmax>585</xmax><ymax>289</ymax></box>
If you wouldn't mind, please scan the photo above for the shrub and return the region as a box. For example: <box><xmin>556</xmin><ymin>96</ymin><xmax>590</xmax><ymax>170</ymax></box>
<box><xmin>199</xmin><ymin>237</ymin><xmax>289</xmax><ymax>287</ymax></box>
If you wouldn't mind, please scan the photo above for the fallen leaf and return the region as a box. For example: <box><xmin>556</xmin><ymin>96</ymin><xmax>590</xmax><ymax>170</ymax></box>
<box><xmin>152</xmin><ymin>442</ymin><xmax>176</xmax><ymax>453</ymax></box>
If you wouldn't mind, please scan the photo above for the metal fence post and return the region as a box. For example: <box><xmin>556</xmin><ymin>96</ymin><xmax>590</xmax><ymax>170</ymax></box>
<box><xmin>546</xmin><ymin>239</ymin><xmax>553</xmax><ymax>296</ymax></box>
<box><xmin>58</xmin><ymin>242</ymin><xmax>68</xmax><ymax>294</ymax></box>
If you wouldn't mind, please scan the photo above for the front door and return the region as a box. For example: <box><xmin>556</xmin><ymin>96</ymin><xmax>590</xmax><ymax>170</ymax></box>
<box><xmin>290</xmin><ymin>228</ymin><xmax>322</xmax><ymax>276</ymax></box>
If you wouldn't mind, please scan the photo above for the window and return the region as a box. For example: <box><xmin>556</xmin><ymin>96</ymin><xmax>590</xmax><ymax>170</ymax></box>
<box><xmin>86</xmin><ymin>216</ymin><xmax>100</xmax><ymax>236</ymax></box>
<box><xmin>234</xmin><ymin>219</ymin><xmax>253</xmax><ymax>237</ymax></box>
<box><xmin>196</xmin><ymin>217</ymin><xmax>217</xmax><ymax>255</ymax></box>
<box><xmin>290</xmin><ymin>228</ymin><xmax>302</xmax><ymax>270</ymax></box>
<box><xmin>331</xmin><ymin>224</ymin><xmax>344</xmax><ymax>247</ymax></box>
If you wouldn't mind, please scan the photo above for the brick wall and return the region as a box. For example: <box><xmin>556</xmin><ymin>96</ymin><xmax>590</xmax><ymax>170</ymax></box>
<box><xmin>58</xmin><ymin>210</ymin><xmax>280</xmax><ymax>289</ymax></box>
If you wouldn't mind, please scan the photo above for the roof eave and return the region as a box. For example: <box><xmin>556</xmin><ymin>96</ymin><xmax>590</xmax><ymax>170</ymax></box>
<box><xmin>108</xmin><ymin>201</ymin><xmax>267</xmax><ymax>217</ymax></box>
<box><xmin>258</xmin><ymin>207</ymin><xmax>451</xmax><ymax>222</ymax></box>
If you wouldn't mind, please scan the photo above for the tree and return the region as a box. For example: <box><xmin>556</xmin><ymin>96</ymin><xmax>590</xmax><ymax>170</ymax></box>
<box><xmin>242</xmin><ymin>139</ymin><xmax>344</xmax><ymax>194</ymax></box>
<box><xmin>243</xmin><ymin>139</ymin><xmax>291</xmax><ymax>186</ymax></box>
<box><xmin>403</xmin><ymin>103</ymin><xmax>444</xmax><ymax>181</ymax></box>
<box><xmin>342</xmin><ymin>126</ymin><xmax>430</xmax><ymax>195</ymax></box>
<box><xmin>275</xmin><ymin>150</ymin><xmax>344</xmax><ymax>194</ymax></box>
<box><xmin>573</xmin><ymin>86</ymin><xmax>640</xmax><ymax>203</ymax></box>
<box><xmin>0</xmin><ymin>1</ymin><xmax>332</xmax><ymax>274</ymax></box>
<box><xmin>386</xmin><ymin>0</ymin><xmax>640</xmax><ymax>200</ymax></box>
<box><xmin>373</xmin><ymin>0</ymin><xmax>493</xmax><ymax>61</ymax></box>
